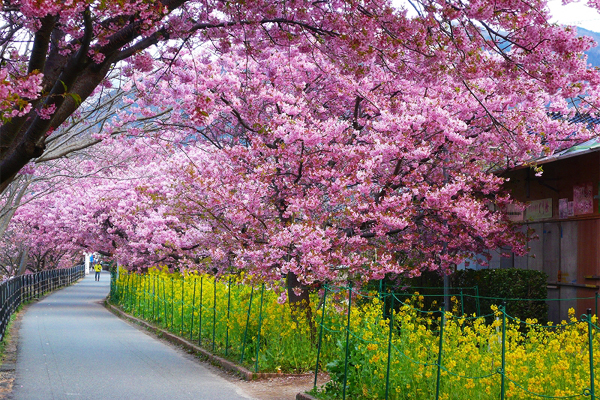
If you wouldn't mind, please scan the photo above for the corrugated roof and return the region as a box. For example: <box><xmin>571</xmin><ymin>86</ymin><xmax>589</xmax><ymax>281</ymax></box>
<box><xmin>534</xmin><ymin>114</ymin><xmax>600</xmax><ymax>164</ymax></box>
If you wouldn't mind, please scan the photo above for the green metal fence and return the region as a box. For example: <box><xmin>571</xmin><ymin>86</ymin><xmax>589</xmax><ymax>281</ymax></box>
<box><xmin>110</xmin><ymin>270</ymin><xmax>599</xmax><ymax>400</ymax></box>
<box><xmin>110</xmin><ymin>271</ymin><xmax>323</xmax><ymax>373</ymax></box>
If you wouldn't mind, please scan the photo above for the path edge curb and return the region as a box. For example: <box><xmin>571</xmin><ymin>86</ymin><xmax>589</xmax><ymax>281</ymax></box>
<box><xmin>295</xmin><ymin>392</ymin><xmax>319</xmax><ymax>400</ymax></box>
<box><xmin>104</xmin><ymin>300</ymin><xmax>314</xmax><ymax>382</ymax></box>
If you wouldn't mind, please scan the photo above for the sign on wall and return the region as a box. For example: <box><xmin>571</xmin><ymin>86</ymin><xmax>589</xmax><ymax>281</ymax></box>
<box><xmin>559</xmin><ymin>198</ymin><xmax>568</xmax><ymax>219</ymax></box>
<box><xmin>506</xmin><ymin>203</ymin><xmax>524</xmax><ymax>222</ymax></box>
<box><xmin>526</xmin><ymin>198</ymin><xmax>553</xmax><ymax>221</ymax></box>
<box><xmin>568</xmin><ymin>201</ymin><xmax>574</xmax><ymax>217</ymax></box>
<box><xmin>573</xmin><ymin>183</ymin><xmax>594</xmax><ymax>215</ymax></box>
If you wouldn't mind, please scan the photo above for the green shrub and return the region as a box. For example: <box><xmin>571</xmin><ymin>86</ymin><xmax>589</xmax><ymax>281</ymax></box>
<box><xmin>375</xmin><ymin>268</ymin><xmax>548</xmax><ymax>323</ymax></box>
<box><xmin>452</xmin><ymin>268</ymin><xmax>548</xmax><ymax>323</ymax></box>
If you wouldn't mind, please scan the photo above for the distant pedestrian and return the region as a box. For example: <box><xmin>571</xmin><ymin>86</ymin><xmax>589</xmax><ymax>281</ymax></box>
<box><xmin>94</xmin><ymin>263</ymin><xmax>102</xmax><ymax>281</ymax></box>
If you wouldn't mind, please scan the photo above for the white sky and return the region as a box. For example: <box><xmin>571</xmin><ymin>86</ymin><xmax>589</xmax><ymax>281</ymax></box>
<box><xmin>394</xmin><ymin>0</ymin><xmax>600</xmax><ymax>33</ymax></box>
<box><xmin>547</xmin><ymin>0</ymin><xmax>600</xmax><ymax>32</ymax></box>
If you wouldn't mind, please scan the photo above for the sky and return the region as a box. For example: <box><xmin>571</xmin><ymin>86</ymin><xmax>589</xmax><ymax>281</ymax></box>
<box><xmin>393</xmin><ymin>0</ymin><xmax>600</xmax><ymax>33</ymax></box>
<box><xmin>547</xmin><ymin>0</ymin><xmax>600</xmax><ymax>32</ymax></box>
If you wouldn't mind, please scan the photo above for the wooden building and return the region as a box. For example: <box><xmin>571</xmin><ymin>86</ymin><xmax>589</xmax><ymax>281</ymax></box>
<box><xmin>465</xmin><ymin>135</ymin><xmax>600</xmax><ymax>322</ymax></box>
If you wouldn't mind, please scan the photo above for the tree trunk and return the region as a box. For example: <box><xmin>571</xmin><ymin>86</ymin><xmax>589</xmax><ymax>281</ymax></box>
<box><xmin>17</xmin><ymin>247</ymin><xmax>29</xmax><ymax>276</ymax></box>
<box><xmin>286</xmin><ymin>271</ymin><xmax>316</xmax><ymax>341</ymax></box>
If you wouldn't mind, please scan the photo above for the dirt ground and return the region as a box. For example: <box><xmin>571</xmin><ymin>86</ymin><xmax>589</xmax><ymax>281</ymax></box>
<box><xmin>0</xmin><ymin>308</ymin><xmax>23</xmax><ymax>399</ymax></box>
<box><xmin>227</xmin><ymin>373</ymin><xmax>328</xmax><ymax>400</ymax></box>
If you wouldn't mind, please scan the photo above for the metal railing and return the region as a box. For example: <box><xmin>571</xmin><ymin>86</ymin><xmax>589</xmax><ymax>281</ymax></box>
<box><xmin>0</xmin><ymin>265</ymin><xmax>85</xmax><ymax>341</ymax></box>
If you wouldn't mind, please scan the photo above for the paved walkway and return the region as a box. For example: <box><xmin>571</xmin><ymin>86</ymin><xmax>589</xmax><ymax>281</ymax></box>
<box><xmin>12</xmin><ymin>272</ymin><xmax>254</xmax><ymax>400</ymax></box>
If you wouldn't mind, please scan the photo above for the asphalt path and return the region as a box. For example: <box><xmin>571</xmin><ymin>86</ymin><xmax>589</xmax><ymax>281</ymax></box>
<box><xmin>12</xmin><ymin>271</ymin><xmax>255</xmax><ymax>400</ymax></box>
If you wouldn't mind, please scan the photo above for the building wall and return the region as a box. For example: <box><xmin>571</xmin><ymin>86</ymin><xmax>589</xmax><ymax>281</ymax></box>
<box><xmin>499</xmin><ymin>152</ymin><xmax>600</xmax><ymax>322</ymax></box>
<box><xmin>577</xmin><ymin>219</ymin><xmax>600</xmax><ymax>314</ymax></box>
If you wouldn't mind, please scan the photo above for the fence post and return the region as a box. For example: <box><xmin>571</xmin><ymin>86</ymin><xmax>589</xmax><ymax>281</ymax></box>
<box><xmin>170</xmin><ymin>277</ymin><xmax>174</xmax><ymax>330</ymax></box>
<box><xmin>212</xmin><ymin>278</ymin><xmax>217</xmax><ymax>352</ymax></box>
<box><xmin>500</xmin><ymin>302</ymin><xmax>507</xmax><ymax>400</ymax></box>
<box><xmin>118</xmin><ymin>270</ymin><xmax>122</xmax><ymax>303</ymax></box>
<box><xmin>152</xmin><ymin>276</ymin><xmax>156</xmax><ymax>322</ymax></box>
<box><xmin>384</xmin><ymin>294</ymin><xmax>396</xmax><ymax>400</ymax></box>
<box><xmin>0</xmin><ymin>282</ymin><xmax>5</xmax><ymax>339</ymax></box>
<box><xmin>190</xmin><ymin>276</ymin><xmax>197</xmax><ymax>341</ymax></box>
<box><xmin>129</xmin><ymin>273</ymin><xmax>134</xmax><ymax>312</ymax></box>
<box><xmin>109</xmin><ymin>270</ymin><xmax>114</xmax><ymax>301</ymax></box>
<box><xmin>133</xmin><ymin>274</ymin><xmax>137</xmax><ymax>315</ymax></box>
<box><xmin>181</xmin><ymin>278</ymin><xmax>185</xmax><ymax>334</ymax></box>
<box><xmin>460</xmin><ymin>290</ymin><xmax>464</xmax><ymax>316</ymax></box>
<box><xmin>145</xmin><ymin>275</ymin><xmax>149</xmax><ymax>320</ymax></box>
<box><xmin>240</xmin><ymin>285</ymin><xmax>255</xmax><ymax>364</ymax></box>
<box><xmin>254</xmin><ymin>284</ymin><xmax>265</xmax><ymax>373</ymax></box>
<box><xmin>135</xmin><ymin>274</ymin><xmax>139</xmax><ymax>316</ymax></box>
<box><xmin>127</xmin><ymin>273</ymin><xmax>131</xmax><ymax>313</ymax></box>
<box><xmin>342</xmin><ymin>284</ymin><xmax>353</xmax><ymax>400</ymax></box>
<box><xmin>122</xmin><ymin>273</ymin><xmax>126</xmax><ymax>315</ymax></box>
<box><xmin>475</xmin><ymin>285</ymin><xmax>481</xmax><ymax>317</ymax></box>
<box><xmin>198</xmin><ymin>276</ymin><xmax>204</xmax><ymax>346</ymax></box>
<box><xmin>435</xmin><ymin>302</ymin><xmax>445</xmax><ymax>400</ymax></box>
<box><xmin>163</xmin><ymin>277</ymin><xmax>168</xmax><ymax>325</ymax></box>
<box><xmin>595</xmin><ymin>293</ymin><xmax>598</xmax><ymax>318</ymax></box>
<box><xmin>587</xmin><ymin>308</ymin><xmax>596</xmax><ymax>400</ymax></box>
<box><xmin>141</xmin><ymin>275</ymin><xmax>145</xmax><ymax>319</ymax></box>
<box><xmin>113</xmin><ymin>270</ymin><xmax>117</xmax><ymax>302</ymax></box>
<box><xmin>226</xmin><ymin>278</ymin><xmax>231</xmax><ymax>356</ymax></box>
<box><xmin>158</xmin><ymin>275</ymin><xmax>162</xmax><ymax>323</ymax></box>
<box><xmin>154</xmin><ymin>276</ymin><xmax>158</xmax><ymax>322</ymax></box>
<box><xmin>314</xmin><ymin>286</ymin><xmax>328</xmax><ymax>389</ymax></box>
<box><xmin>137</xmin><ymin>274</ymin><xmax>142</xmax><ymax>317</ymax></box>
<box><xmin>18</xmin><ymin>276</ymin><xmax>23</xmax><ymax>308</ymax></box>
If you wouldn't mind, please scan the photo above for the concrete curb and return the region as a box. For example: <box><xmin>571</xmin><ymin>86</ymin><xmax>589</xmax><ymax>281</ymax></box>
<box><xmin>105</xmin><ymin>301</ymin><xmax>314</xmax><ymax>382</ymax></box>
<box><xmin>295</xmin><ymin>392</ymin><xmax>319</xmax><ymax>400</ymax></box>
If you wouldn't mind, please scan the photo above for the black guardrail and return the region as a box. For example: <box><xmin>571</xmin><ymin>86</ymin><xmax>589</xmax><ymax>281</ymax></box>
<box><xmin>0</xmin><ymin>265</ymin><xmax>85</xmax><ymax>340</ymax></box>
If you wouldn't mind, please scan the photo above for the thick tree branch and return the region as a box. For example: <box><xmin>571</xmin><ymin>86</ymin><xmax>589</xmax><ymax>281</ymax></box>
<box><xmin>0</xmin><ymin>8</ymin><xmax>94</xmax><ymax>184</ymax></box>
<box><xmin>190</xmin><ymin>18</ymin><xmax>339</xmax><ymax>37</ymax></box>
<box><xmin>28</xmin><ymin>15</ymin><xmax>56</xmax><ymax>74</ymax></box>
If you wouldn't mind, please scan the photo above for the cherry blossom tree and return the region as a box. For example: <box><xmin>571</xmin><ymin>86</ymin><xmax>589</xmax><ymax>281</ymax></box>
<box><xmin>3</xmin><ymin>0</ymin><xmax>600</xmax><ymax>189</ymax></box>
<box><xmin>4</xmin><ymin>0</ymin><xmax>600</xmax><ymax>298</ymax></box>
<box><xmin>7</xmin><ymin>137</ymin><xmax>208</xmax><ymax>272</ymax></box>
<box><xmin>113</xmin><ymin>19</ymin><xmax>599</xmax><ymax>284</ymax></box>
<box><xmin>0</xmin><ymin>67</ymin><xmax>178</xmax><ymax>275</ymax></box>
<box><xmin>0</xmin><ymin>0</ymin><xmax>410</xmax><ymax>190</ymax></box>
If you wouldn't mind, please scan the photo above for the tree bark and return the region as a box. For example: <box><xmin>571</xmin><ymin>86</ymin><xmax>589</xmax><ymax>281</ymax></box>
<box><xmin>286</xmin><ymin>271</ymin><xmax>316</xmax><ymax>341</ymax></box>
<box><xmin>17</xmin><ymin>247</ymin><xmax>29</xmax><ymax>276</ymax></box>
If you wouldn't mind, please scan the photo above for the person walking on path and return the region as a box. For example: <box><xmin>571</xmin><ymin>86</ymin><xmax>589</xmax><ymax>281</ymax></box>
<box><xmin>94</xmin><ymin>263</ymin><xmax>102</xmax><ymax>281</ymax></box>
